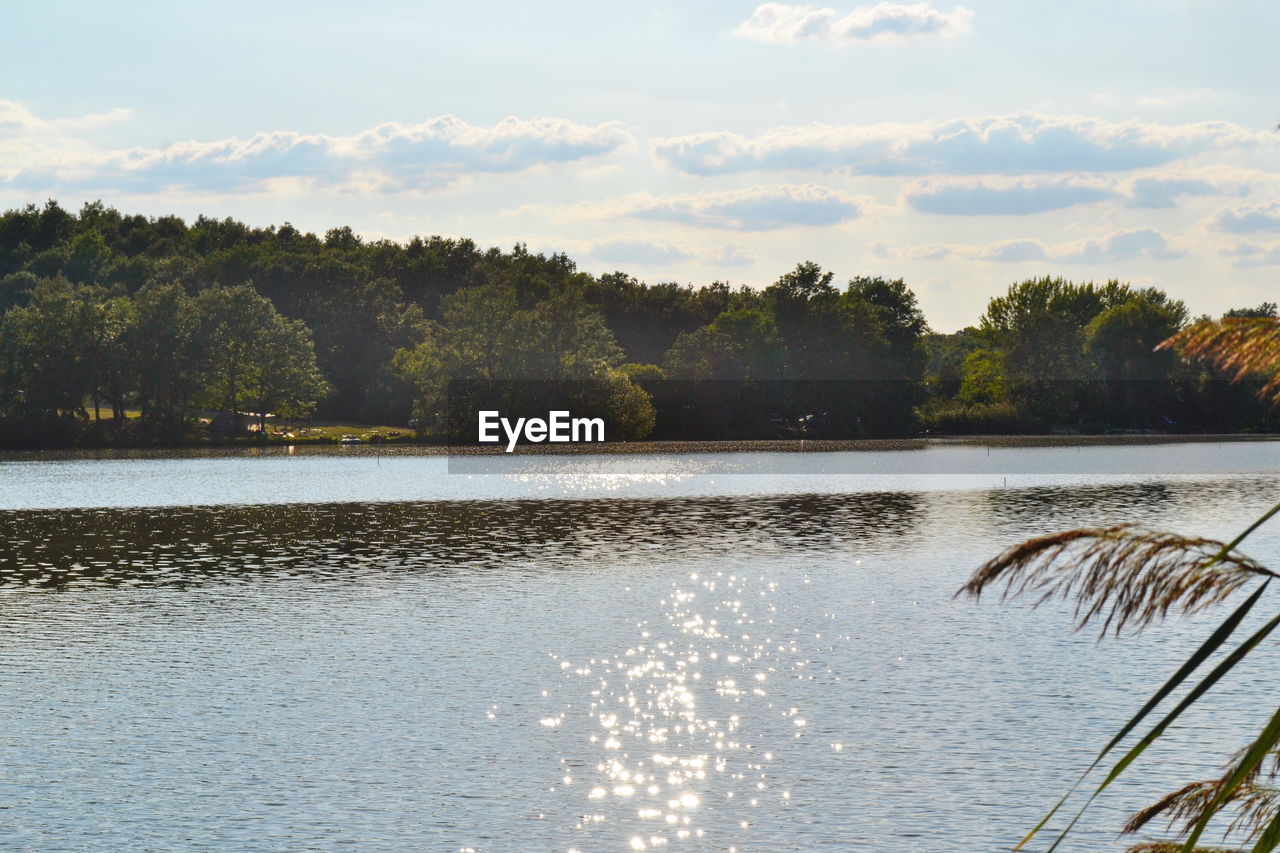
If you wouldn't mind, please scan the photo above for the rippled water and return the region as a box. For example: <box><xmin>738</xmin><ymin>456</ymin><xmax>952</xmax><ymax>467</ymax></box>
<box><xmin>3</xmin><ymin>444</ymin><xmax>1280</xmax><ymax>852</ymax></box>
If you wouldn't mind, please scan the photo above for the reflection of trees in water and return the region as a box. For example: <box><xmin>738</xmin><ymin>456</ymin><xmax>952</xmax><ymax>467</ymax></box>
<box><xmin>8</xmin><ymin>481</ymin><xmax>1273</xmax><ymax>590</ymax></box>
<box><xmin>976</xmin><ymin>478</ymin><xmax>1280</xmax><ymax>536</ymax></box>
<box><xmin>0</xmin><ymin>492</ymin><xmax>926</xmax><ymax>589</ymax></box>
<box><xmin>981</xmin><ymin>482</ymin><xmax>1177</xmax><ymax>531</ymax></box>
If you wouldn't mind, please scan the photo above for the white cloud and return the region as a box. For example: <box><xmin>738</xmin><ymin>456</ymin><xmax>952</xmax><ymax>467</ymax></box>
<box><xmin>586</xmin><ymin>239</ymin><xmax>694</xmax><ymax>265</ymax></box>
<box><xmin>625</xmin><ymin>184</ymin><xmax>862</xmax><ymax>230</ymax></box>
<box><xmin>580</xmin><ymin>239</ymin><xmax>760</xmax><ymax>269</ymax></box>
<box><xmin>980</xmin><ymin>239</ymin><xmax>1048</xmax><ymax>262</ymax></box>
<box><xmin>882</xmin><ymin>228</ymin><xmax>1183</xmax><ymax>264</ymax></box>
<box><xmin>652</xmin><ymin>112</ymin><xmax>1270</xmax><ymax>177</ymax></box>
<box><xmin>1055</xmin><ymin>228</ymin><xmax>1183</xmax><ymax>263</ymax></box>
<box><xmin>904</xmin><ymin>176</ymin><xmax>1117</xmax><ymax>215</ymax></box>
<box><xmin>1221</xmin><ymin>241</ymin><xmax>1280</xmax><ymax>267</ymax></box>
<box><xmin>903</xmin><ymin>243</ymin><xmax>954</xmax><ymax>260</ymax></box>
<box><xmin>732</xmin><ymin>2</ymin><xmax>974</xmax><ymax>45</ymax></box>
<box><xmin>0</xmin><ymin>100</ymin><xmax>45</xmax><ymax>136</ymax></box>
<box><xmin>1125</xmin><ymin>173</ymin><xmax>1251</xmax><ymax>208</ymax></box>
<box><xmin>1210</xmin><ymin>202</ymin><xmax>1280</xmax><ymax>234</ymax></box>
<box><xmin>0</xmin><ymin>99</ymin><xmax>133</xmax><ymax>136</ymax></box>
<box><xmin>0</xmin><ymin>103</ymin><xmax>631</xmax><ymax>193</ymax></box>
<box><xmin>521</xmin><ymin>184</ymin><xmax>865</xmax><ymax>231</ymax></box>
<box><xmin>897</xmin><ymin>169</ymin><xmax>1256</xmax><ymax>216</ymax></box>
<box><xmin>707</xmin><ymin>244</ymin><xmax>760</xmax><ymax>266</ymax></box>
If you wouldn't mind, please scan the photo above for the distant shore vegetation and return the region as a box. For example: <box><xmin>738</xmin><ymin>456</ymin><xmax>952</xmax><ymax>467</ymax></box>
<box><xmin>0</xmin><ymin>200</ymin><xmax>1275</xmax><ymax>448</ymax></box>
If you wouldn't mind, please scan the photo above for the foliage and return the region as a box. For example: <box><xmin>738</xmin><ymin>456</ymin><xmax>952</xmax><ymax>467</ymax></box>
<box><xmin>973</xmin><ymin>278</ymin><xmax>1188</xmax><ymax>428</ymax></box>
<box><xmin>0</xmin><ymin>278</ymin><xmax>103</xmax><ymax>442</ymax></box>
<box><xmin>192</xmin><ymin>284</ymin><xmax>329</xmax><ymax>430</ymax></box>
<box><xmin>127</xmin><ymin>282</ymin><xmax>202</xmax><ymax>438</ymax></box>
<box><xmin>393</xmin><ymin>283</ymin><xmax>654</xmax><ymax>440</ymax></box>
<box><xmin>0</xmin><ymin>200</ymin><xmax>1274</xmax><ymax>446</ymax></box>
<box><xmin>1162</xmin><ymin>318</ymin><xmax>1280</xmax><ymax>407</ymax></box>
<box><xmin>0</xmin><ymin>275</ymin><xmax>327</xmax><ymax>445</ymax></box>
<box><xmin>962</xmin><ymin>315</ymin><xmax>1280</xmax><ymax>852</ymax></box>
<box><xmin>916</xmin><ymin>400</ymin><xmax>1024</xmax><ymax>435</ymax></box>
<box><xmin>956</xmin><ymin>347</ymin><xmax>1009</xmax><ymax>406</ymax></box>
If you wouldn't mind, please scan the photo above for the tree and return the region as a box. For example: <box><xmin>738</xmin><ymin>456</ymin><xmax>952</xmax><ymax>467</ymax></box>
<box><xmin>86</xmin><ymin>291</ymin><xmax>133</xmax><ymax>424</ymax></box>
<box><xmin>64</xmin><ymin>230</ymin><xmax>111</xmax><ymax>284</ymax></box>
<box><xmin>193</xmin><ymin>284</ymin><xmax>327</xmax><ymax>429</ymax></box>
<box><xmin>956</xmin><ymin>346</ymin><xmax>1008</xmax><ymax>405</ymax></box>
<box><xmin>126</xmin><ymin>281</ymin><xmax>202</xmax><ymax>438</ymax></box>
<box><xmin>0</xmin><ymin>278</ymin><xmax>101</xmax><ymax>443</ymax></box>
<box><xmin>655</xmin><ymin>264</ymin><xmax>930</xmax><ymax>438</ymax></box>
<box><xmin>971</xmin><ymin>278</ymin><xmax>1194</xmax><ymax>430</ymax></box>
<box><xmin>846</xmin><ymin>275</ymin><xmax>929</xmax><ymax>378</ymax></box>
<box><xmin>1174</xmin><ymin>305</ymin><xmax>1279</xmax><ymax>433</ymax></box>
<box><xmin>663</xmin><ymin>306</ymin><xmax>786</xmax><ymax>381</ymax></box>
<box><xmin>394</xmin><ymin>282</ymin><xmax>653</xmax><ymax>440</ymax></box>
<box><xmin>1085</xmin><ymin>290</ymin><xmax>1188</xmax><ymax>427</ymax></box>
<box><xmin>245</xmin><ymin>313</ymin><xmax>331</xmax><ymax>431</ymax></box>
<box><xmin>962</xmin><ymin>315</ymin><xmax>1280</xmax><ymax>852</ymax></box>
<box><xmin>979</xmin><ymin>278</ymin><xmax>1110</xmax><ymax>426</ymax></box>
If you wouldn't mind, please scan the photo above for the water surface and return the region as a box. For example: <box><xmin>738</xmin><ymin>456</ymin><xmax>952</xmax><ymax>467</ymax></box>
<box><xmin>3</xmin><ymin>443</ymin><xmax>1279</xmax><ymax>852</ymax></box>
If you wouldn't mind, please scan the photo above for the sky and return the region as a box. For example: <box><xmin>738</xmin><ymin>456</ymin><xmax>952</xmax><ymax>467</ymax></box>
<box><xmin>3</xmin><ymin>0</ymin><xmax>1278</xmax><ymax>330</ymax></box>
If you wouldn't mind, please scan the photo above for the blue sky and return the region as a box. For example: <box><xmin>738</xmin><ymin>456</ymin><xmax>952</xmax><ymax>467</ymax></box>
<box><xmin>4</xmin><ymin>0</ymin><xmax>1277</xmax><ymax>329</ymax></box>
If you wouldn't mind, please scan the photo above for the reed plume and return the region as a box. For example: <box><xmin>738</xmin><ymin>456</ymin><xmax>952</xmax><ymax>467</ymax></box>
<box><xmin>1159</xmin><ymin>317</ymin><xmax>1280</xmax><ymax>407</ymax></box>
<box><xmin>1121</xmin><ymin>741</ymin><xmax>1280</xmax><ymax>849</ymax></box>
<box><xmin>960</xmin><ymin>524</ymin><xmax>1274</xmax><ymax>637</ymax></box>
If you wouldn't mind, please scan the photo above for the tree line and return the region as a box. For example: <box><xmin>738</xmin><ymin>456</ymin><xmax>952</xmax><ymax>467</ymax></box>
<box><xmin>0</xmin><ymin>200</ymin><xmax>1273</xmax><ymax>447</ymax></box>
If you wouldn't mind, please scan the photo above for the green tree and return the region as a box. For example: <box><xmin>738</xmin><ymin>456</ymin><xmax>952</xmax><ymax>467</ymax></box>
<box><xmin>1173</xmin><ymin>304</ymin><xmax>1279</xmax><ymax>433</ymax></box>
<box><xmin>979</xmin><ymin>277</ymin><xmax>1106</xmax><ymax>425</ymax></box>
<box><xmin>193</xmin><ymin>284</ymin><xmax>327</xmax><ymax>429</ymax></box>
<box><xmin>923</xmin><ymin>329</ymin><xmax>983</xmax><ymax>400</ymax></box>
<box><xmin>663</xmin><ymin>306</ymin><xmax>785</xmax><ymax>381</ymax></box>
<box><xmin>956</xmin><ymin>347</ymin><xmax>1008</xmax><ymax>405</ymax></box>
<box><xmin>0</xmin><ymin>271</ymin><xmax>38</xmax><ymax>311</ymax></box>
<box><xmin>87</xmin><ymin>292</ymin><xmax>133</xmax><ymax>424</ymax></box>
<box><xmin>846</xmin><ymin>275</ymin><xmax>929</xmax><ymax>378</ymax></box>
<box><xmin>244</xmin><ymin>313</ymin><xmax>331</xmax><ymax>432</ymax></box>
<box><xmin>975</xmin><ymin>278</ymin><xmax>1187</xmax><ymax>429</ymax></box>
<box><xmin>395</xmin><ymin>282</ymin><xmax>652</xmax><ymax>440</ymax></box>
<box><xmin>64</xmin><ymin>230</ymin><xmax>111</xmax><ymax>284</ymax></box>
<box><xmin>0</xmin><ymin>278</ymin><xmax>101</xmax><ymax>442</ymax></box>
<box><xmin>1085</xmin><ymin>290</ymin><xmax>1188</xmax><ymax>427</ymax></box>
<box><xmin>126</xmin><ymin>281</ymin><xmax>202</xmax><ymax>438</ymax></box>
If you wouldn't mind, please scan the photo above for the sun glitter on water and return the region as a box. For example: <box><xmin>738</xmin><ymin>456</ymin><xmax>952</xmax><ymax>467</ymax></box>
<box><xmin>542</xmin><ymin>569</ymin><xmax>827</xmax><ymax>851</ymax></box>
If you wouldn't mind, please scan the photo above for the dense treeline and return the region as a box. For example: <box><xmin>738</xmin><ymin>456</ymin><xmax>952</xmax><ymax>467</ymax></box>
<box><xmin>922</xmin><ymin>281</ymin><xmax>1277</xmax><ymax>433</ymax></box>
<box><xmin>0</xmin><ymin>200</ymin><xmax>1273</xmax><ymax>447</ymax></box>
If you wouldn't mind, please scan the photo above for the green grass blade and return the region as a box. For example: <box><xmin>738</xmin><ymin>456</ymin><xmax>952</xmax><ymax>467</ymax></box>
<box><xmin>1047</xmin><ymin>597</ymin><xmax>1280</xmax><ymax>852</ymax></box>
<box><xmin>1182</xmin><ymin>705</ymin><xmax>1280</xmax><ymax>851</ymax></box>
<box><xmin>1206</xmin><ymin>500</ymin><xmax>1280</xmax><ymax>569</ymax></box>
<box><xmin>1098</xmin><ymin>582</ymin><xmax>1270</xmax><ymax>757</ymax></box>
<box><xmin>1013</xmin><ymin>582</ymin><xmax>1271</xmax><ymax>851</ymax></box>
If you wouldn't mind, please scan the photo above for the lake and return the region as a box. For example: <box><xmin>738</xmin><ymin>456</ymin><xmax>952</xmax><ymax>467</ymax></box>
<box><xmin>3</xmin><ymin>440</ymin><xmax>1280</xmax><ymax>852</ymax></box>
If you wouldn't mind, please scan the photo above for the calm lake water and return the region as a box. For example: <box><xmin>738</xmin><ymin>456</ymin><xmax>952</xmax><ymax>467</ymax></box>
<box><xmin>3</xmin><ymin>441</ymin><xmax>1280</xmax><ymax>852</ymax></box>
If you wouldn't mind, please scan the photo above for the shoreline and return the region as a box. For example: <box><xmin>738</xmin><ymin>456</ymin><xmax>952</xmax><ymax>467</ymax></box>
<box><xmin>1</xmin><ymin>432</ymin><xmax>1277</xmax><ymax>462</ymax></box>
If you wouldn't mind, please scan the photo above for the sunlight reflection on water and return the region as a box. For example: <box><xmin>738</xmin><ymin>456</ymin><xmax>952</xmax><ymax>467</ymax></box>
<box><xmin>2</xmin><ymin>446</ymin><xmax>1280</xmax><ymax>852</ymax></box>
<box><xmin>545</xmin><ymin>570</ymin><xmax>833</xmax><ymax>851</ymax></box>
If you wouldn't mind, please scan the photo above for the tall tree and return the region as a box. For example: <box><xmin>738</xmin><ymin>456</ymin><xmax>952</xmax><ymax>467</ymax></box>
<box><xmin>193</xmin><ymin>284</ymin><xmax>327</xmax><ymax>429</ymax></box>
<box><xmin>1084</xmin><ymin>289</ymin><xmax>1188</xmax><ymax>426</ymax></box>
<box><xmin>0</xmin><ymin>278</ymin><xmax>101</xmax><ymax>442</ymax></box>
<box><xmin>126</xmin><ymin>281</ymin><xmax>202</xmax><ymax>438</ymax></box>
<box><xmin>395</xmin><ymin>282</ymin><xmax>652</xmax><ymax>440</ymax></box>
